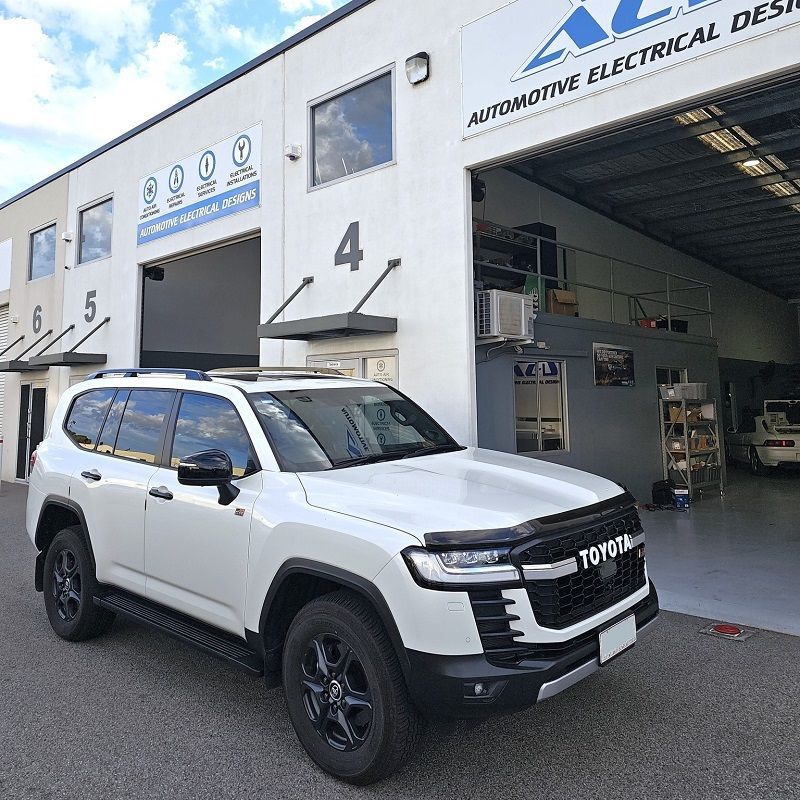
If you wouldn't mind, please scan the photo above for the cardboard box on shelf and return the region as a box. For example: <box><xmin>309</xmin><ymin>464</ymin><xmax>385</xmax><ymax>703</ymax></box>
<box><xmin>668</xmin><ymin>405</ymin><xmax>702</xmax><ymax>423</ymax></box>
<box><xmin>547</xmin><ymin>289</ymin><xmax>579</xmax><ymax>316</ymax></box>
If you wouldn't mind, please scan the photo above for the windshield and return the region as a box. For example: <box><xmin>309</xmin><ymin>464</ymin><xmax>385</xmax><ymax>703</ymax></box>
<box><xmin>250</xmin><ymin>385</ymin><xmax>461</xmax><ymax>472</ymax></box>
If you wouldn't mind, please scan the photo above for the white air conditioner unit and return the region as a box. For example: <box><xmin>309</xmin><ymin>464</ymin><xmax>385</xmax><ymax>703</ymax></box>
<box><xmin>475</xmin><ymin>290</ymin><xmax>534</xmax><ymax>339</ymax></box>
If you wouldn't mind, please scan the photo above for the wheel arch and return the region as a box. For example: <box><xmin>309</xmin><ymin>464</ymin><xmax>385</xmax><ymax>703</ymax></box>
<box><xmin>250</xmin><ymin>559</ymin><xmax>411</xmax><ymax>683</ymax></box>
<box><xmin>34</xmin><ymin>497</ymin><xmax>95</xmax><ymax>592</ymax></box>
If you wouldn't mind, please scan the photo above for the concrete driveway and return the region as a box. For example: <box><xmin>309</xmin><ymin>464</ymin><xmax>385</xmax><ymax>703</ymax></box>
<box><xmin>1</xmin><ymin>482</ymin><xmax>797</xmax><ymax>800</ymax></box>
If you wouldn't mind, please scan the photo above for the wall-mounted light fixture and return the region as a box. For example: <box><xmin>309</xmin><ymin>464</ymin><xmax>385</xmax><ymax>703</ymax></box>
<box><xmin>405</xmin><ymin>52</ymin><xmax>430</xmax><ymax>85</ymax></box>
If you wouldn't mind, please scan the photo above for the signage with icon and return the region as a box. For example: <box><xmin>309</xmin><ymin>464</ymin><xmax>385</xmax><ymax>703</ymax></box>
<box><xmin>136</xmin><ymin>124</ymin><xmax>262</xmax><ymax>246</ymax></box>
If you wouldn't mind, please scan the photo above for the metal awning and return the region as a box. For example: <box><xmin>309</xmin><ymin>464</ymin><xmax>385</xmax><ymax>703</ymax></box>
<box><xmin>258</xmin><ymin>260</ymin><xmax>400</xmax><ymax>342</ymax></box>
<box><xmin>28</xmin><ymin>317</ymin><xmax>110</xmax><ymax>368</ymax></box>
<box><xmin>258</xmin><ymin>312</ymin><xmax>397</xmax><ymax>341</ymax></box>
<box><xmin>0</xmin><ymin>330</ymin><xmax>53</xmax><ymax>373</ymax></box>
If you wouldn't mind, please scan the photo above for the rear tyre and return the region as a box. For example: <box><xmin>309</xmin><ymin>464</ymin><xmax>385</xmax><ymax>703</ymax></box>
<box><xmin>749</xmin><ymin>447</ymin><xmax>769</xmax><ymax>476</ymax></box>
<box><xmin>282</xmin><ymin>590</ymin><xmax>421</xmax><ymax>785</ymax></box>
<box><xmin>43</xmin><ymin>527</ymin><xmax>115</xmax><ymax>642</ymax></box>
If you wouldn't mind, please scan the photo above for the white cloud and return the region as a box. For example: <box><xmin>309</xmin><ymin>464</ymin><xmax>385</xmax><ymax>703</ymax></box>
<box><xmin>0</xmin><ymin>14</ymin><xmax>196</xmax><ymax>200</ymax></box>
<box><xmin>203</xmin><ymin>56</ymin><xmax>226</xmax><ymax>70</ymax></box>
<box><xmin>2</xmin><ymin>0</ymin><xmax>153</xmax><ymax>57</ymax></box>
<box><xmin>279</xmin><ymin>0</ymin><xmax>338</xmax><ymax>13</ymax></box>
<box><xmin>174</xmin><ymin>0</ymin><xmax>272</xmax><ymax>58</ymax></box>
<box><xmin>281</xmin><ymin>13</ymin><xmax>323</xmax><ymax>39</ymax></box>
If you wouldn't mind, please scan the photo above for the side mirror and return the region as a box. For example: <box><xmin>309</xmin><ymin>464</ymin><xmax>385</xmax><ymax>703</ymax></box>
<box><xmin>178</xmin><ymin>449</ymin><xmax>240</xmax><ymax>506</ymax></box>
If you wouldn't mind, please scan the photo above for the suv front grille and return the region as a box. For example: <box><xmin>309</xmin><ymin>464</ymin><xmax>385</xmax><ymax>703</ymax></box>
<box><xmin>518</xmin><ymin>507</ymin><xmax>646</xmax><ymax>630</ymax></box>
<box><xmin>525</xmin><ymin>546</ymin><xmax>646</xmax><ymax>629</ymax></box>
<box><xmin>517</xmin><ymin>507</ymin><xmax>641</xmax><ymax>564</ymax></box>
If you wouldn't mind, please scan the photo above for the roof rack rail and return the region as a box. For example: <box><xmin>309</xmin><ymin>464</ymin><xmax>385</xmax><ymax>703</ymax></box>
<box><xmin>208</xmin><ymin>366</ymin><xmax>344</xmax><ymax>376</ymax></box>
<box><xmin>85</xmin><ymin>368</ymin><xmax>212</xmax><ymax>381</ymax></box>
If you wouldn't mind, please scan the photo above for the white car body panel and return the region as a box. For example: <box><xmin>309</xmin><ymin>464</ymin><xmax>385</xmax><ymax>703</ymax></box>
<box><xmin>298</xmin><ymin>447</ymin><xmax>623</xmax><ymax>536</ymax></box>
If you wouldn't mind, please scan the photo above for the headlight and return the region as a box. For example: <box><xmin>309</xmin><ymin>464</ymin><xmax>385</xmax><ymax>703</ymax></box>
<box><xmin>402</xmin><ymin>546</ymin><xmax>521</xmax><ymax>589</ymax></box>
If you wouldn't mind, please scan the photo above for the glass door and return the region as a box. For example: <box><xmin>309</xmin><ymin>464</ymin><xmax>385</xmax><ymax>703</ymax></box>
<box><xmin>16</xmin><ymin>384</ymin><xmax>46</xmax><ymax>481</ymax></box>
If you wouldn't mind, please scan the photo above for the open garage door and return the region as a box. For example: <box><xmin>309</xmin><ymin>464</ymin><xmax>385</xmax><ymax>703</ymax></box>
<box><xmin>472</xmin><ymin>73</ymin><xmax>800</xmax><ymax>635</ymax></box>
<box><xmin>140</xmin><ymin>237</ymin><xmax>261</xmax><ymax>372</ymax></box>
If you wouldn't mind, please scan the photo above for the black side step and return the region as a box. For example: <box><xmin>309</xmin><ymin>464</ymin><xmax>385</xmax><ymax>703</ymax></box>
<box><xmin>95</xmin><ymin>590</ymin><xmax>264</xmax><ymax>676</ymax></box>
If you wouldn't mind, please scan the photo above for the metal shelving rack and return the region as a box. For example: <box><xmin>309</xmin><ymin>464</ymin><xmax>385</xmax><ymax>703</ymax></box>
<box><xmin>660</xmin><ymin>399</ymin><xmax>723</xmax><ymax>499</ymax></box>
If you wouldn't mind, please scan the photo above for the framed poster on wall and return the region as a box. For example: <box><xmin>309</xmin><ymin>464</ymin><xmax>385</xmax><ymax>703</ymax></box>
<box><xmin>593</xmin><ymin>343</ymin><xmax>635</xmax><ymax>387</ymax></box>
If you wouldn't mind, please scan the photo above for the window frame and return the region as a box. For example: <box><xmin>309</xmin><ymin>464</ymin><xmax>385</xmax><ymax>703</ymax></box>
<box><xmin>63</xmin><ymin>388</ymin><xmax>117</xmax><ymax>451</ymax></box>
<box><xmin>513</xmin><ymin>359</ymin><xmax>570</xmax><ymax>455</ymax></box>
<box><xmin>164</xmin><ymin>390</ymin><xmax>261</xmax><ymax>478</ymax></box>
<box><xmin>27</xmin><ymin>221</ymin><xmax>57</xmax><ymax>283</ymax></box>
<box><xmin>77</xmin><ymin>195</ymin><xmax>114</xmax><ymax>266</ymax></box>
<box><xmin>63</xmin><ymin>388</ymin><xmax>178</xmax><ymax>466</ymax></box>
<box><xmin>307</xmin><ymin>65</ymin><xmax>397</xmax><ymax>192</ymax></box>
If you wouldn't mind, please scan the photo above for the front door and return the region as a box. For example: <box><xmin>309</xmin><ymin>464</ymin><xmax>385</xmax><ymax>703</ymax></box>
<box><xmin>16</xmin><ymin>384</ymin><xmax>46</xmax><ymax>480</ymax></box>
<box><xmin>144</xmin><ymin>391</ymin><xmax>261</xmax><ymax>635</ymax></box>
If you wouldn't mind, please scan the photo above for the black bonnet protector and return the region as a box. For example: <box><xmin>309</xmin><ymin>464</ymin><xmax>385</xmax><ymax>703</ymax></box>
<box><xmin>422</xmin><ymin>491</ymin><xmax>637</xmax><ymax>550</ymax></box>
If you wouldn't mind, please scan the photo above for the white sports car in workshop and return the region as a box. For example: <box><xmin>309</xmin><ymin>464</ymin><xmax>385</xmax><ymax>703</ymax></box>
<box><xmin>727</xmin><ymin>400</ymin><xmax>800</xmax><ymax>475</ymax></box>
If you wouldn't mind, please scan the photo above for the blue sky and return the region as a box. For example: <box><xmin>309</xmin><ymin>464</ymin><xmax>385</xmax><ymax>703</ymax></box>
<box><xmin>0</xmin><ymin>0</ymin><xmax>348</xmax><ymax>203</ymax></box>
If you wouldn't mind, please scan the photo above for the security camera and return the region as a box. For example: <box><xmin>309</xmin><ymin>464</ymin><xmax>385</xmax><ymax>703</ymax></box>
<box><xmin>61</xmin><ymin>232</ymin><xmax>74</xmax><ymax>242</ymax></box>
<box><xmin>284</xmin><ymin>144</ymin><xmax>302</xmax><ymax>162</ymax></box>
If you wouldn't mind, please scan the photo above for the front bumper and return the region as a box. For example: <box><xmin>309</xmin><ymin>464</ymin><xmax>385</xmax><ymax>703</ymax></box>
<box><xmin>405</xmin><ymin>582</ymin><xmax>659</xmax><ymax>719</ymax></box>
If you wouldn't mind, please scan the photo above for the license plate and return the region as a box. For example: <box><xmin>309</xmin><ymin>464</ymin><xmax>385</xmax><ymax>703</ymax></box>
<box><xmin>599</xmin><ymin>614</ymin><xmax>636</xmax><ymax>665</ymax></box>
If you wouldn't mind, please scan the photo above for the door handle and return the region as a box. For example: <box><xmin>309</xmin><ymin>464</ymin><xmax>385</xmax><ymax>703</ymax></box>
<box><xmin>149</xmin><ymin>486</ymin><xmax>174</xmax><ymax>501</ymax></box>
<box><xmin>81</xmin><ymin>469</ymin><xmax>102</xmax><ymax>482</ymax></box>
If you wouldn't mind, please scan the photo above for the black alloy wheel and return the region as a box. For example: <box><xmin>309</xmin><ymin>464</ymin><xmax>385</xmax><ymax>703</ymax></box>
<box><xmin>282</xmin><ymin>591</ymin><xmax>421</xmax><ymax>784</ymax></box>
<box><xmin>42</xmin><ymin>526</ymin><xmax>115</xmax><ymax>641</ymax></box>
<box><xmin>301</xmin><ymin>634</ymin><xmax>374</xmax><ymax>752</ymax></box>
<box><xmin>52</xmin><ymin>548</ymin><xmax>82</xmax><ymax>622</ymax></box>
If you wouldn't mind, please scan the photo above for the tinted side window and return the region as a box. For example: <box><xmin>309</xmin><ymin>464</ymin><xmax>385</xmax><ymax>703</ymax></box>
<box><xmin>170</xmin><ymin>393</ymin><xmax>256</xmax><ymax>477</ymax></box>
<box><xmin>65</xmin><ymin>390</ymin><xmax>115</xmax><ymax>450</ymax></box>
<box><xmin>97</xmin><ymin>390</ymin><xmax>129</xmax><ymax>454</ymax></box>
<box><xmin>113</xmin><ymin>390</ymin><xmax>175</xmax><ymax>464</ymax></box>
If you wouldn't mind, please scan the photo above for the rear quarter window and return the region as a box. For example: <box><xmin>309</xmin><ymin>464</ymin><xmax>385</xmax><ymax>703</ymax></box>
<box><xmin>64</xmin><ymin>389</ymin><xmax>115</xmax><ymax>450</ymax></box>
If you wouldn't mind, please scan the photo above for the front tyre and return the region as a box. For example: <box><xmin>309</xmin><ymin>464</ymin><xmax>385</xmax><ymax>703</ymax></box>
<box><xmin>282</xmin><ymin>590</ymin><xmax>421</xmax><ymax>785</ymax></box>
<box><xmin>43</xmin><ymin>527</ymin><xmax>115</xmax><ymax>641</ymax></box>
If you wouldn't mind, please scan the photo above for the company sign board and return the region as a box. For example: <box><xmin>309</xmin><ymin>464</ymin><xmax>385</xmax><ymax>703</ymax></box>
<box><xmin>137</xmin><ymin>124</ymin><xmax>262</xmax><ymax>245</ymax></box>
<box><xmin>462</xmin><ymin>0</ymin><xmax>800</xmax><ymax>136</ymax></box>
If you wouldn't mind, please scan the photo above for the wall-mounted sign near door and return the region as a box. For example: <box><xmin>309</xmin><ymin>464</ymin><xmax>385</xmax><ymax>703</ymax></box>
<box><xmin>136</xmin><ymin>124</ymin><xmax>262</xmax><ymax>246</ymax></box>
<box><xmin>366</xmin><ymin>356</ymin><xmax>397</xmax><ymax>385</ymax></box>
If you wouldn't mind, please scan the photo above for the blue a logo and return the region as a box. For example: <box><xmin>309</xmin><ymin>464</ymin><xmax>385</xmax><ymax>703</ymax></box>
<box><xmin>513</xmin><ymin>0</ymin><xmax>721</xmax><ymax>81</ymax></box>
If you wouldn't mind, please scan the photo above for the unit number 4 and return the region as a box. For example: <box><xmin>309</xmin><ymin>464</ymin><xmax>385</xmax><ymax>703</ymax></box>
<box><xmin>335</xmin><ymin>222</ymin><xmax>364</xmax><ymax>272</ymax></box>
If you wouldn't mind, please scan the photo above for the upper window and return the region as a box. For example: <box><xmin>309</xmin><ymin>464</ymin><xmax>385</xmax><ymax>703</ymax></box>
<box><xmin>170</xmin><ymin>393</ymin><xmax>257</xmax><ymax>477</ymax></box>
<box><xmin>65</xmin><ymin>389</ymin><xmax>115</xmax><ymax>450</ymax></box>
<box><xmin>29</xmin><ymin>224</ymin><xmax>56</xmax><ymax>281</ymax></box>
<box><xmin>311</xmin><ymin>72</ymin><xmax>393</xmax><ymax>187</ymax></box>
<box><xmin>113</xmin><ymin>390</ymin><xmax>174</xmax><ymax>464</ymax></box>
<box><xmin>514</xmin><ymin>361</ymin><xmax>568</xmax><ymax>454</ymax></box>
<box><xmin>79</xmin><ymin>198</ymin><xmax>113</xmax><ymax>264</ymax></box>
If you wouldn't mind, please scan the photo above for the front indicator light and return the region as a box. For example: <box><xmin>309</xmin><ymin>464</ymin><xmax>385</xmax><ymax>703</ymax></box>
<box><xmin>402</xmin><ymin>547</ymin><xmax>521</xmax><ymax>589</ymax></box>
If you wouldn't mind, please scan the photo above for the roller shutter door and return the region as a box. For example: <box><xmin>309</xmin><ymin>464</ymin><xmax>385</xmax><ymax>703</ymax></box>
<box><xmin>0</xmin><ymin>304</ymin><xmax>7</xmax><ymax>438</ymax></box>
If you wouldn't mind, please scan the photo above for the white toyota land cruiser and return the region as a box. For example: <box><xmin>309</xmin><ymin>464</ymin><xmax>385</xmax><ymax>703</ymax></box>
<box><xmin>27</xmin><ymin>367</ymin><xmax>659</xmax><ymax>784</ymax></box>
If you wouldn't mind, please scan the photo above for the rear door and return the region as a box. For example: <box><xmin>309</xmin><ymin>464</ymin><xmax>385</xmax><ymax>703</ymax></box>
<box><xmin>144</xmin><ymin>391</ymin><xmax>261</xmax><ymax>635</ymax></box>
<box><xmin>69</xmin><ymin>388</ymin><xmax>176</xmax><ymax>594</ymax></box>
